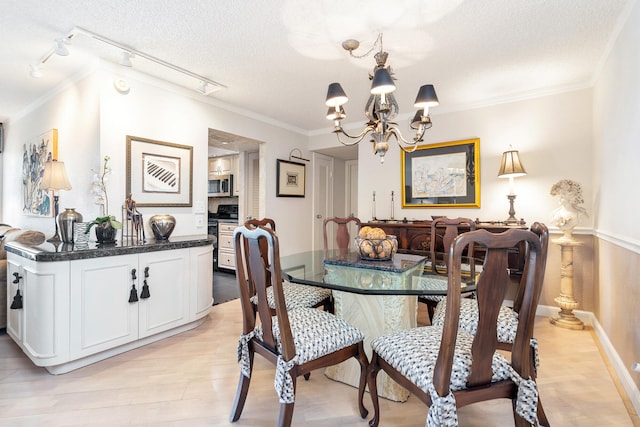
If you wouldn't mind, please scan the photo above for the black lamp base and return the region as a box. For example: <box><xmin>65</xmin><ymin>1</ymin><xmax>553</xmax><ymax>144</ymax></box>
<box><xmin>47</xmin><ymin>194</ymin><xmax>61</xmax><ymax>243</ymax></box>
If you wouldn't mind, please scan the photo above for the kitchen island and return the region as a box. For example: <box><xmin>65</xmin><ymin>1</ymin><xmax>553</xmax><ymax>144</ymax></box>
<box><xmin>5</xmin><ymin>235</ymin><xmax>214</xmax><ymax>374</ymax></box>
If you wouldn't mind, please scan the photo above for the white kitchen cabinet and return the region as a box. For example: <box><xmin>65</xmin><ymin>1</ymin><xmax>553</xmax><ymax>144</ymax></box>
<box><xmin>208</xmin><ymin>157</ymin><xmax>232</xmax><ymax>177</ymax></box>
<box><xmin>68</xmin><ymin>249</ymin><xmax>190</xmax><ymax>360</ymax></box>
<box><xmin>217</xmin><ymin>222</ymin><xmax>238</xmax><ymax>271</ymax></box>
<box><xmin>6</xmin><ymin>238</ymin><xmax>213</xmax><ymax>374</ymax></box>
<box><xmin>6</xmin><ymin>257</ymin><xmax>71</xmax><ymax>367</ymax></box>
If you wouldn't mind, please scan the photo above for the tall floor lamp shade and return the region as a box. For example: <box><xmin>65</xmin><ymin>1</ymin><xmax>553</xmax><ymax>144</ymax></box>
<box><xmin>497</xmin><ymin>150</ymin><xmax>527</xmax><ymax>224</ymax></box>
<box><xmin>39</xmin><ymin>160</ymin><xmax>72</xmax><ymax>243</ymax></box>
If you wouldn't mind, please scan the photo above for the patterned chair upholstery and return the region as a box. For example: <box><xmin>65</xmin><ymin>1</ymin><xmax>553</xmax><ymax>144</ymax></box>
<box><xmin>245</xmin><ymin>218</ymin><xmax>332</xmax><ymax>313</ymax></box>
<box><xmin>367</xmin><ymin>228</ymin><xmax>548</xmax><ymax>427</ymax></box>
<box><xmin>231</xmin><ymin>224</ymin><xmax>369</xmax><ymax>427</ymax></box>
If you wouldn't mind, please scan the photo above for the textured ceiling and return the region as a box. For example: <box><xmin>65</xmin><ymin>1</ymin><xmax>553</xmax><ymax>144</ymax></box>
<box><xmin>0</xmin><ymin>0</ymin><xmax>633</xmax><ymax>137</ymax></box>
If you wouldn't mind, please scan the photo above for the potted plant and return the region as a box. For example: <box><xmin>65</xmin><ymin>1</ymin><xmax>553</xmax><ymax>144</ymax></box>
<box><xmin>85</xmin><ymin>156</ymin><xmax>122</xmax><ymax>244</ymax></box>
<box><xmin>85</xmin><ymin>215</ymin><xmax>122</xmax><ymax>244</ymax></box>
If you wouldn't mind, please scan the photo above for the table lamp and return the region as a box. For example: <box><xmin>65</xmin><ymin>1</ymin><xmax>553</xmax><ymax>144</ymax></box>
<box><xmin>497</xmin><ymin>149</ymin><xmax>527</xmax><ymax>224</ymax></box>
<box><xmin>39</xmin><ymin>159</ymin><xmax>72</xmax><ymax>243</ymax></box>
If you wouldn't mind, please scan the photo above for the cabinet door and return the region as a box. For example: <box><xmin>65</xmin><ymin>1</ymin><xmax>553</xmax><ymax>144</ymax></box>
<box><xmin>70</xmin><ymin>254</ymin><xmax>139</xmax><ymax>359</ymax></box>
<box><xmin>137</xmin><ymin>249</ymin><xmax>190</xmax><ymax>338</ymax></box>
<box><xmin>190</xmin><ymin>245</ymin><xmax>213</xmax><ymax>319</ymax></box>
<box><xmin>7</xmin><ymin>255</ymin><xmax>70</xmax><ymax>366</ymax></box>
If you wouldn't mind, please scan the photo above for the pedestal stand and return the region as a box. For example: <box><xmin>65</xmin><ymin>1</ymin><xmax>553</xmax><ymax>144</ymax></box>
<box><xmin>550</xmin><ymin>235</ymin><xmax>584</xmax><ymax>330</ymax></box>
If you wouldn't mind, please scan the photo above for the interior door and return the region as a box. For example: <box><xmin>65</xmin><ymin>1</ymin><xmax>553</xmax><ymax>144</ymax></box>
<box><xmin>312</xmin><ymin>153</ymin><xmax>334</xmax><ymax>251</ymax></box>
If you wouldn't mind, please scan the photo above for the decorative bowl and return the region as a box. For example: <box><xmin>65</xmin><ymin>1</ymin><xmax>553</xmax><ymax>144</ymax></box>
<box><xmin>354</xmin><ymin>235</ymin><xmax>398</xmax><ymax>260</ymax></box>
<box><xmin>149</xmin><ymin>214</ymin><xmax>176</xmax><ymax>240</ymax></box>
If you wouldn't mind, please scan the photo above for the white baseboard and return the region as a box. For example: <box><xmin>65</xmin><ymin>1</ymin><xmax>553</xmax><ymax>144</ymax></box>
<box><xmin>537</xmin><ymin>304</ymin><xmax>640</xmax><ymax>417</ymax></box>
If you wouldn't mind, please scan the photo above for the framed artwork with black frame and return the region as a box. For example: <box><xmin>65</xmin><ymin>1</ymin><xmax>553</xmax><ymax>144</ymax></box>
<box><xmin>126</xmin><ymin>135</ymin><xmax>193</xmax><ymax>207</ymax></box>
<box><xmin>401</xmin><ymin>138</ymin><xmax>480</xmax><ymax>208</ymax></box>
<box><xmin>276</xmin><ymin>159</ymin><xmax>305</xmax><ymax>197</ymax></box>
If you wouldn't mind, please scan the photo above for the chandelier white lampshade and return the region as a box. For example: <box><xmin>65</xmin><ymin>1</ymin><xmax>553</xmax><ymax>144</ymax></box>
<box><xmin>324</xmin><ymin>33</ymin><xmax>439</xmax><ymax>163</ymax></box>
<box><xmin>39</xmin><ymin>160</ymin><xmax>72</xmax><ymax>243</ymax></box>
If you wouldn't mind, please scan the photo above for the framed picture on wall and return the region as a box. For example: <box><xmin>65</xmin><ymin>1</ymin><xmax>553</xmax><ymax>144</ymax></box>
<box><xmin>126</xmin><ymin>135</ymin><xmax>193</xmax><ymax>207</ymax></box>
<box><xmin>276</xmin><ymin>159</ymin><xmax>305</xmax><ymax>197</ymax></box>
<box><xmin>401</xmin><ymin>138</ymin><xmax>480</xmax><ymax>208</ymax></box>
<box><xmin>22</xmin><ymin>129</ymin><xmax>58</xmax><ymax>217</ymax></box>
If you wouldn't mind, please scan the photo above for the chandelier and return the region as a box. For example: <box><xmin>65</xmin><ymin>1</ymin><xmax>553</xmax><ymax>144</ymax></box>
<box><xmin>324</xmin><ymin>34</ymin><xmax>439</xmax><ymax>163</ymax></box>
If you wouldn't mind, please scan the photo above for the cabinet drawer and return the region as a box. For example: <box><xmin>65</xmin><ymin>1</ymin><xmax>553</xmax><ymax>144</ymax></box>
<box><xmin>219</xmin><ymin>223</ymin><xmax>238</xmax><ymax>233</ymax></box>
<box><xmin>218</xmin><ymin>249</ymin><xmax>236</xmax><ymax>270</ymax></box>
<box><xmin>218</xmin><ymin>234</ymin><xmax>234</xmax><ymax>249</ymax></box>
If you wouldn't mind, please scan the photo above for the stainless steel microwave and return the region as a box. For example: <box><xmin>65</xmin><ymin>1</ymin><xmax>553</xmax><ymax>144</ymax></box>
<box><xmin>208</xmin><ymin>174</ymin><xmax>233</xmax><ymax>197</ymax></box>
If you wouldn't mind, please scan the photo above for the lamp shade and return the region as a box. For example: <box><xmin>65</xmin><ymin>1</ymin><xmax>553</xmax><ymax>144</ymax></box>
<box><xmin>39</xmin><ymin>160</ymin><xmax>72</xmax><ymax>191</ymax></box>
<box><xmin>410</xmin><ymin>110</ymin><xmax>432</xmax><ymax>130</ymax></box>
<box><xmin>325</xmin><ymin>83</ymin><xmax>348</xmax><ymax>107</ymax></box>
<box><xmin>414</xmin><ymin>85</ymin><xmax>439</xmax><ymax>109</ymax></box>
<box><xmin>498</xmin><ymin>150</ymin><xmax>527</xmax><ymax>178</ymax></box>
<box><xmin>326</xmin><ymin>106</ymin><xmax>346</xmax><ymax>121</ymax></box>
<box><xmin>370</xmin><ymin>68</ymin><xmax>396</xmax><ymax>95</ymax></box>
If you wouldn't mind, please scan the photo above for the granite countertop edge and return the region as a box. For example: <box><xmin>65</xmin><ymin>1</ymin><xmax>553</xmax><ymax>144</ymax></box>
<box><xmin>5</xmin><ymin>235</ymin><xmax>215</xmax><ymax>262</ymax></box>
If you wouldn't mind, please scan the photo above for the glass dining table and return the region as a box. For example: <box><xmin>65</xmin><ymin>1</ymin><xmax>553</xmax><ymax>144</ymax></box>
<box><xmin>280</xmin><ymin>249</ymin><xmax>480</xmax><ymax>402</ymax></box>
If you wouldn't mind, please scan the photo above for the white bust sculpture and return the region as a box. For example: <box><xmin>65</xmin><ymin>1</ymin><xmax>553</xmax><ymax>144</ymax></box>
<box><xmin>550</xmin><ymin>179</ymin><xmax>587</xmax><ymax>240</ymax></box>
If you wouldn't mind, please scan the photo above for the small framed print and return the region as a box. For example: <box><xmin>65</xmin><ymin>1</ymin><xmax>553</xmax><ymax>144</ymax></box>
<box><xmin>276</xmin><ymin>159</ymin><xmax>305</xmax><ymax>197</ymax></box>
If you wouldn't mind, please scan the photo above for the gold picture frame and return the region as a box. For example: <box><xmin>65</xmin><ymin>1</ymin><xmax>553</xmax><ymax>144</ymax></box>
<box><xmin>126</xmin><ymin>135</ymin><xmax>193</xmax><ymax>207</ymax></box>
<box><xmin>401</xmin><ymin>138</ymin><xmax>480</xmax><ymax>208</ymax></box>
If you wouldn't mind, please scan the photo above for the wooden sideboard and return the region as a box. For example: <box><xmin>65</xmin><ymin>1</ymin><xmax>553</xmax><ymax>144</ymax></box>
<box><xmin>361</xmin><ymin>220</ymin><xmax>527</xmax><ymax>275</ymax></box>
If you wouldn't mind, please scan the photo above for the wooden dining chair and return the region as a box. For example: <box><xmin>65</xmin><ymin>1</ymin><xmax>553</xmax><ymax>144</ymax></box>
<box><xmin>323</xmin><ymin>216</ymin><xmax>361</xmax><ymax>257</ymax></box>
<box><xmin>420</xmin><ymin>217</ymin><xmax>476</xmax><ymax>320</ymax></box>
<box><xmin>245</xmin><ymin>218</ymin><xmax>332</xmax><ymax>313</ymax></box>
<box><xmin>430</xmin><ymin>221</ymin><xmax>550</xmax><ymax>425</ymax></box>
<box><xmin>230</xmin><ymin>224</ymin><xmax>369</xmax><ymax>427</ymax></box>
<box><xmin>367</xmin><ymin>228</ymin><xmax>547</xmax><ymax>427</ymax></box>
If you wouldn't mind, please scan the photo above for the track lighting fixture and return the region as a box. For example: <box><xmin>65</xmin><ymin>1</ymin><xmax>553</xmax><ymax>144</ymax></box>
<box><xmin>119</xmin><ymin>51</ymin><xmax>133</xmax><ymax>67</ymax></box>
<box><xmin>55</xmin><ymin>39</ymin><xmax>69</xmax><ymax>56</ymax></box>
<box><xmin>29</xmin><ymin>26</ymin><xmax>226</xmax><ymax>95</ymax></box>
<box><xmin>29</xmin><ymin>64</ymin><xmax>42</xmax><ymax>78</ymax></box>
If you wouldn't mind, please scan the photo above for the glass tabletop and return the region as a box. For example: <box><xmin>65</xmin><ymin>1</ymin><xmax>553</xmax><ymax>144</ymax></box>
<box><xmin>280</xmin><ymin>250</ymin><xmax>480</xmax><ymax>296</ymax></box>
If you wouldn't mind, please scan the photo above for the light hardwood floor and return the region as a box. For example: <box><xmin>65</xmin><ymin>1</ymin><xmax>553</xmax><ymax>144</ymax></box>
<box><xmin>0</xmin><ymin>298</ymin><xmax>637</xmax><ymax>426</ymax></box>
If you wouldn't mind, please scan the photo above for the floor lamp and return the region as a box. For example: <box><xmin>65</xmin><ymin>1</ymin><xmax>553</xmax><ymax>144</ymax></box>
<box><xmin>40</xmin><ymin>159</ymin><xmax>72</xmax><ymax>243</ymax></box>
<box><xmin>497</xmin><ymin>149</ymin><xmax>527</xmax><ymax>224</ymax></box>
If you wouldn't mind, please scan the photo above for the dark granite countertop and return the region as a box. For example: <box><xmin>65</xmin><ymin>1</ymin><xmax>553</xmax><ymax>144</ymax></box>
<box><xmin>5</xmin><ymin>234</ymin><xmax>216</xmax><ymax>262</ymax></box>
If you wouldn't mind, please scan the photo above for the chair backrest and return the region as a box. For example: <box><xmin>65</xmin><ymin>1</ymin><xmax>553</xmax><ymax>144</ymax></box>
<box><xmin>429</xmin><ymin>217</ymin><xmax>476</xmax><ymax>255</ymax></box>
<box><xmin>234</xmin><ymin>224</ymin><xmax>296</xmax><ymax>361</ymax></box>
<box><xmin>243</xmin><ymin>218</ymin><xmax>276</xmax><ymax>293</ymax></box>
<box><xmin>433</xmin><ymin>228</ymin><xmax>544</xmax><ymax>396</ymax></box>
<box><xmin>512</xmin><ymin>221</ymin><xmax>549</xmax><ymax>314</ymax></box>
<box><xmin>323</xmin><ymin>216</ymin><xmax>361</xmax><ymax>256</ymax></box>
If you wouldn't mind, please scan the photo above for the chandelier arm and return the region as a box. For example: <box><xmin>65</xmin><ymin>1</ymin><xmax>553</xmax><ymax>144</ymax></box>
<box><xmin>386</xmin><ymin>125</ymin><xmax>427</xmax><ymax>148</ymax></box>
<box><xmin>334</xmin><ymin>125</ymin><xmax>374</xmax><ymax>146</ymax></box>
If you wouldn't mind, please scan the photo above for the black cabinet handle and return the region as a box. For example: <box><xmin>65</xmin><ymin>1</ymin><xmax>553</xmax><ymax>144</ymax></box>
<box><xmin>12</xmin><ymin>272</ymin><xmax>23</xmax><ymax>284</ymax></box>
<box><xmin>131</xmin><ymin>268</ymin><xmax>137</xmax><ymax>280</ymax></box>
<box><xmin>144</xmin><ymin>267</ymin><xmax>149</xmax><ymax>278</ymax></box>
<box><xmin>140</xmin><ymin>279</ymin><xmax>151</xmax><ymax>299</ymax></box>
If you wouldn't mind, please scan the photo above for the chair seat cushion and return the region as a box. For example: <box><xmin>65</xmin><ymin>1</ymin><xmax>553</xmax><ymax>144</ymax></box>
<box><xmin>250</xmin><ymin>280</ymin><xmax>332</xmax><ymax>310</ymax></box>
<box><xmin>371</xmin><ymin>326</ymin><xmax>539</xmax><ymax>425</ymax></box>
<box><xmin>239</xmin><ymin>307</ymin><xmax>363</xmax><ymax>403</ymax></box>
<box><xmin>431</xmin><ymin>298</ymin><xmax>519</xmax><ymax>344</ymax></box>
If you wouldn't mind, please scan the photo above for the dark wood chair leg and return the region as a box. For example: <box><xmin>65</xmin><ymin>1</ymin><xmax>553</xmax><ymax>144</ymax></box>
<box><xmin>229</xmin><ymin>352</ymin><xmax>254</xmax><ymax>422</ymax></box>
<box><xmin>355</xmin><ymin>342</ymin><xmax>369</xmax><ymax>418</ymax></box>
<box><xmin>367</xmin><ymin>352</ymin><xmax>382</xmax><ymax>427</ymax></box>
<box><xmin>277</xmin><ymin>376</ymin><xmax>297</xmax><ymax>427</ymax></box>
<box><xmin>537</xmin><ymin>396</ymin><xmax>550</xmax><ymax>426</ymax></box>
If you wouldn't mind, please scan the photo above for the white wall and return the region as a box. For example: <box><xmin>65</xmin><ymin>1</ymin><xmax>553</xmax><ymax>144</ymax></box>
<box><xmin>2</xmin><ymin>64</ymin><xmax>313</xmax><ymax>255</ymax></box>
<box><xmin>309</xmin><ymin>89</ymin><xmax>594</xmax><ymax>230</ymax></box>
<box><xmin>2</xmin><ymin>74</ymin><xmax>101</xmax><ymax>234</ymax></box>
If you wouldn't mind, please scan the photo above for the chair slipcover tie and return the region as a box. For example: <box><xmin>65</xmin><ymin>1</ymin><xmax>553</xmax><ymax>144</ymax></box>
<box><xmin>237</xmin><ymin>331</ymin><xmax>256</xmax><ymax>378</ymax></box>
<box><xmin>425</xmin><ymin>384</ymin><xmax>457</xmax><ymax>427</ymax></box>
<box><xmin>275</xmin><ymin>355</ymin><xmax>297</xmax><ymax>403</ymax></box>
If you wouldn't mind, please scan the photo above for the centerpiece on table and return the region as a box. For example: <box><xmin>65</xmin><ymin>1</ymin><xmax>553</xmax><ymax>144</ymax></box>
<box><xmin>85</xmin><ymin>156</ymin><xmax>122</xmax><ymax>244</ymax></box>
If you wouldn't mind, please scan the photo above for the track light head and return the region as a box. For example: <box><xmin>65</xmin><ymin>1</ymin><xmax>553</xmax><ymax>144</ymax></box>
<box><xmin>55</xmin><ymin>39</ymin><xmax>69</xmax><ymax>56</ymax></box>
<box><xmin>29</xmin><ymin>64</ymin><xmax>43</xmax><ymax>78</ymax></box>
<box><xmin>120</xmin><ymin>51</ymin><xmax>133</xmax><ymax>67</ymax></box>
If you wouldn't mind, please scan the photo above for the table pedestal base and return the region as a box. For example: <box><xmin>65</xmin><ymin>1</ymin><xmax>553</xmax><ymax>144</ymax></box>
<box><xmin>325</xmin><ymin>290</ymin><xmax>417</xmax><ymax>402</ymax></box>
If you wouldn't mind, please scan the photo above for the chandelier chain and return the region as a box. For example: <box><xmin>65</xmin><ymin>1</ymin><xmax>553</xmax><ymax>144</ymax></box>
<box><xmin>346</xmin><ymin>33</ymin><xmax>383</xmax><ymax>59</ymax></box>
